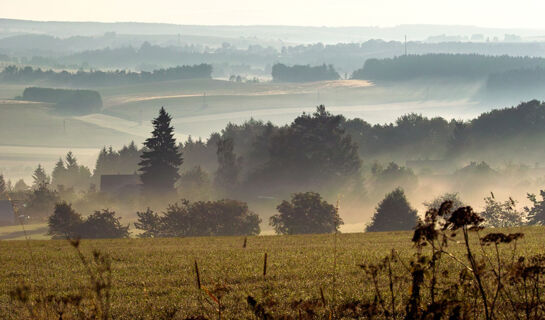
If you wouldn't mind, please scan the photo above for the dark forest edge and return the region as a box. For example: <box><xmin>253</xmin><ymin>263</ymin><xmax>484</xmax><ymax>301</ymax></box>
<box><xmin>0</xmin><ymin>63</ymin><xmax>212</xmax><ymax>87</ymax></box>
<box><xmin>351</xmin><ymin>54</ymin><xmax>545</xmax><ymax>81</ymax></box>
<box><xmin>19</xmin><ymin>87</ymin><xmax>103</xmax><ymax>114</ymax></box>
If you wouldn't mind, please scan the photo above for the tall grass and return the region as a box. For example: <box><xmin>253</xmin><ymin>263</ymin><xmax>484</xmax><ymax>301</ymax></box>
<box><xmin>7</xmin><ymin>201</ymin><xmax>545</xmax><ymax>319</ymax></box>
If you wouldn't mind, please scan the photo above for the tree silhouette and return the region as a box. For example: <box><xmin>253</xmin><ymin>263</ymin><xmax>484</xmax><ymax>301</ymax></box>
<box><xmin>48</xmin><ymin>202</ymin><xmax>83</xmax><ymax>239</ymax></box>
<box><xmin>270</xmin><ymin>192</ymin><xmax>342</xmax><ymax>235</ymax></box>
<box><xmin>139</xmin><ymin>107</ymin><xmax>183</xmax><ymax>196</ymax></box>
<box><xmin>32</xmin><ymin>164</ymin><xmax>50</xmax><ymax>189</ymax></box>
<box><xmin>79</xmin><ymin>209</ymin><xmax>130</xmax><ymax>239</ymax></box>
<box><xmin>51</xmin><ymin>158</ymin><xmax>66</xmax><ymax>189</ymax></box>
<box><xmin>265</xmin><ymin>105</ymin><xmax>360</xmax><ymax>187</ymax></box>
<box><xmin>215</xmin><ymin>138</ymin><xmax>240</xmax><ymax>190</ymax></box>
<box><xmin>366</xmin><ymin>188</ymin><xmax>418</xmax><ymax>232</ymax></box>
<box><xmin>481</xmin><ymin>193</ymin><xmax>524</xmax><ymax>227</ymax></box>
<box><xmin>135</xmin><ymin>199</ymin><xmax>261</xmax><ymax>237</ymax></box>
<box><xmin>525</xmin><ymin>190</ymin><xmax>545</xmax><ymax>225</ymax></box>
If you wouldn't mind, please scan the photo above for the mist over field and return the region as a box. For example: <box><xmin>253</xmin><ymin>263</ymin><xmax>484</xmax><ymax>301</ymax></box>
<box><xmin>5</xmin><ymin>5</ymin><xmax>545</xmax><ymax>317</ymax></box>
<box><xmin>2</xmin><ymin>18</ymin><xmax>545</xmax><ymax>232</ymax></box>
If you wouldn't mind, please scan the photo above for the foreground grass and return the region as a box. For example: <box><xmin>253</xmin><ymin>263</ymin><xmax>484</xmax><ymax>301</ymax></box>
<box><xmin>0</xmin><ymin>226</ymin><xmax>542</xmax><ymax>319</ymax></box>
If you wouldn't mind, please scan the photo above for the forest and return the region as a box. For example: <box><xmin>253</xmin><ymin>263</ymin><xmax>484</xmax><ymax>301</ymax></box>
<box><xmin>1</xmin><ymin>35</ymin><xmax>544</xmax><ymax>70</ymax></box>
<box><xmin>271</xmin><ymin>63</ymin><xmax>340</xmax><ymax>82</ymax></box>
<box><xmin>21</xmin><ymin>87</ymin><xmax>103</xmax><ymax>114</ymax></box>
<box><xmin>0</xmin><ymin>63</ymin><xmax>213</xmax><ymax>86</ymax></box>
<box><xmin>3</xmin><ymin>100</ymin><xmax>545</xmax><ymax>234</ymax></box>
<box><xmin>351</xmin><ymin>54</ymin><xmax>545</xmax><ymax>81</ymax></box>
<box><xmin>18</xmin><ymin>100</ymin><xmax>545</xmax><ymax>195</ymax></box>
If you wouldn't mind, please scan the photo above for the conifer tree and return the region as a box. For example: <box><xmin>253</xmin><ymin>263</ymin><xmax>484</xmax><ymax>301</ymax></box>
<box><xmin>51</xmin><ymin>158</ymin><xmax>66</xmax><ymax>188</ymax></box>
<box><xmin>139</xmin><ymin>107</ymin><xmax>183</xmax><ymax>195</ymax></box>
<box><xmin>32</xmin><ymin>164</ymin><xmax>50</xmax><ymax>189</ymax></box>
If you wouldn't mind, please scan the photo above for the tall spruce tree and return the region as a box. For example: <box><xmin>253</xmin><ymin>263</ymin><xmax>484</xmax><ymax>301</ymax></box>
<box><xmin>139</xmin><ymin>107</ymin><xmax>183</xmax><ymax>195</ymax></box>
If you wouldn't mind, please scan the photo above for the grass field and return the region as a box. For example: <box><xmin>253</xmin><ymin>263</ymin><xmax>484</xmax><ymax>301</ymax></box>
<box><xmin>0</xmin><ymin>223</ymin><xmax>48</xmax><ymax>240</ymax></box>
<box><xmin>1</xmin><ymin>225</ymin><xmax>541</xmax><ymax>319</ymax></box>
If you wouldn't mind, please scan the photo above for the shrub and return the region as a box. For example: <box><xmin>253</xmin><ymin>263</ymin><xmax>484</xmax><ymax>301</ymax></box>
<box><xmin>366</xmin><ymin>188</ymin><xmax>418</xmax><ymax>232</ymax></box>
<box><xmin>423</xmin><ymin>192</ymin><xmax>465</xmax><ymax>214</ymax></box>
<box><xmin>135</xmin><ymin>199</ymin><xmax>261</xmax><ymax>237</ymax></box>
<box><xmin>481</xmin><ymin>193</ymin><xmax>525</xmax><ymax>227</ymax></box>
<box><xmin>48</xmin><ymin>202</ymin><xmax>83</xmax><ymax>239</ymax></box>
<box><xmin>78</xmin><ymin>209</ymin><xmax>130</xmax><ymax>239</ymax></box>
<box><xmin>48</xmin><ymin>204</ymin><xmax>129</xmax><ymax>239</ymax></box>
<box><xmin>270</xmin><ymin>192</ymin><xmax>342</xmax><ymax>235</ymax></box>
<box><xmin>134</xmin><ymin>208</ymin><xmax>163</xmax><ymax>238</ymax></box>
<box><xmin>525</xmin><ymin>190</ymin><xmax>545</xmax><ymax>225</ymax></box>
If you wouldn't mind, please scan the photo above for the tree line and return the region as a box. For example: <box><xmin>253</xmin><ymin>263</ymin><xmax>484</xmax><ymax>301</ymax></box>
<box><xmin>271</xmin><ymin>63</ymin><xmax>340</xmax><ymax>82</ymax></box>
<box><xmin>0</xmin><ymin>64</ymin><xmax>212</xmax><ymax>87</ymax></box>
<box><xmin>5</xmin><ymin>100</ymin><xmax>545</xmax><ymax>202</ymax></box>
<box><xmin>351</xmin><ymin>54</ymin><xmax>545</xmax><ymax>81</ymax></box>
<box><xmin>3</xmin><ymin>102</ymin><xmax>545</xmax><ymax>238</ymax></box>
<box><xmin>4</xmin><ymin>36</ymin><xmax>545</xmax><ymax>74</ymax></box>
<box><xmin>21</xmin><ymin>87</ymin><xmax>102</xmax><ymax>115</ymax></box>
<box><xmin>5</xmin><ymin>100</ymin><xmax>545</xmax><ymax>214</ymax></box>
<box><xmin>178</xmin><ymin>100</ymin><xmax>545</xmax><ymax>186</ymax></box>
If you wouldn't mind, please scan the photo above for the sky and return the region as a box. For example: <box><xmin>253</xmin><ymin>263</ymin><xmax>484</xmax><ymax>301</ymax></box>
<box><xmin>2</xmin><ymin>0</ymin><xmax>545</xmax><ymax>29</ymax></box>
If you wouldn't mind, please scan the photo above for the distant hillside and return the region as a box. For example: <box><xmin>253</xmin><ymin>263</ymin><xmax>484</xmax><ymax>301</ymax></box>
<box><xmin>3</xmin><ymin>18</ymin><xmax>545</xmax><ymax>42</ymax></box>
<box><xmin>3</xmin><ymin>37</ymin><xmax>545</xmax><ymax>75</ymax></box>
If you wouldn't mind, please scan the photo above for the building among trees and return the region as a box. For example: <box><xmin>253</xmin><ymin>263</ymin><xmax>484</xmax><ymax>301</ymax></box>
<box><xmin>0</xmin><ymin>200</ymin><xmax>15</xmax><ymax>226</ymax></box>
<box><xmin>100</xmin><ymin>174</ymin><xmax>141</xmax><ymax>197</ymax></box>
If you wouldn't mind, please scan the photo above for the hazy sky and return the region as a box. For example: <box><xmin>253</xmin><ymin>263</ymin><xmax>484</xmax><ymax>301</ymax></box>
<box><xmin>2</xmin><ymin>0</ymin><xmax>545</xmax><ymax>29</ymax></box>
